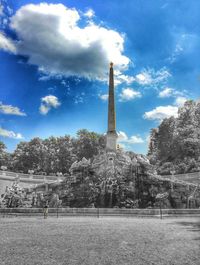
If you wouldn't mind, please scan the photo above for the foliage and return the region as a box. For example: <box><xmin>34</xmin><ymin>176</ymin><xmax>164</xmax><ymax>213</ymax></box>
<box><xmin>148</xmin><ymin>100</ymin><xmax>200</xmax><ymax>174</ymax></box>
<box><xmin>0</xmin><ymin>141</ymin><xmax>11</xmax><ymax>168</ymax></box>
<box><xmin>74</xmin><ymin>129</ymin><xmax>106</xmax><ymax>160</ymax></box>
<box><xmin>0</xmin><ymin>130</ymin><xmax>106</xmax><ymax>175</ymax></box>
<box><xmin>0</xmin><ymin>181</ymin><xmax>30</xmax><ymax>208</ymax></box>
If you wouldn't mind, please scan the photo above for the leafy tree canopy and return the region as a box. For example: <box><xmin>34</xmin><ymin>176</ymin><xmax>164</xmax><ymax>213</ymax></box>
<box><xmin>148</xmin><ymin>100</ymin><xmax>200</xmax><ymax>174</ymax></box>
<box><xmin>0</xmin><ymin>130</ymin><xmax>106</xmax><ymax>175</ymax></box>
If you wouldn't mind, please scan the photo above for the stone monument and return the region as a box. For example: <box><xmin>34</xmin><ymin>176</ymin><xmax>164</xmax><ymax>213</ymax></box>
<box><xmin>30</xmin><ymin>62</ymin><xmax>200</xmax><ymax>209</ymax></box>
<box><xmin>106</xmin><ymin>62</ymin><xmax>118</xmax><ymax>151</ymax></box>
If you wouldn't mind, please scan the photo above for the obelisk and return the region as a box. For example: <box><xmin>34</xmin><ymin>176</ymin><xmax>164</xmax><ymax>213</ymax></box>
<box><xmin>106</xmin><ymin>62</ymin><xmax>118</xmax><ymax>151</ymax></box>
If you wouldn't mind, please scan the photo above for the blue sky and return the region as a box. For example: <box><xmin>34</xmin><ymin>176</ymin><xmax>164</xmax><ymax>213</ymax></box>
<box><xmin>0</xmin><ymin>0</ymin><xmax>200</xmax><ymax>154</ymax></box>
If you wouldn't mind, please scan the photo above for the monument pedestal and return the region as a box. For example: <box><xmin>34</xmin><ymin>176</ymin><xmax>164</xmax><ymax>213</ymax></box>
<box><xmin>106</xmin><ymin>131</ymin><xmax>118</xmax><ymax>151</ymax></box>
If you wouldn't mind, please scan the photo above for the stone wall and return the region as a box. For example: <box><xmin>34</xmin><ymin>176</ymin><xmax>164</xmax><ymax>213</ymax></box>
<box><xmin>162</xmin><ymin>172</ymin><xmax>200</xmax><ymax>185</ymax></box>
<box><xmin>0</xmin><ymin>179</ymin><xmax>31</xmax><ymax>196</ymax></box>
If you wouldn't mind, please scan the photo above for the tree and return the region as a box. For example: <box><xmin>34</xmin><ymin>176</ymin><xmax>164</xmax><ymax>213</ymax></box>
<box><xmin>12</xmin><ymin>138</ymin><xmax>45</xmax><ymax>173</ymax></box>
<box><xmin>148</xmin><ymin>100</ymin><xmax>200</xmax><ymax>174</ymax></box>
<box><xmin>43</xmin><ymin>135</ymin><xmax>76</xmax><ymax>174</ymax></box>
<box><xmin>0</xmin><ymin>141</ymin><xmax>10</xmax><ymax>168</ymax></box>
<box><xmin>74</xmin><ymin>129</ymin><xmax>106</xmax><ymax>160</ymax></box>
<box><xmin>7</xmin><ymin>129</ymin><xmax>105</xmax><ymax>175</ymax></box>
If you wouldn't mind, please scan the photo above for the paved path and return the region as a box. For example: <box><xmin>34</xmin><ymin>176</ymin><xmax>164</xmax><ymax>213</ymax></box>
<box><xmin>0</xmin><ymin>217</ymin><xmax>200</xmax><ymax>265</ymax></box>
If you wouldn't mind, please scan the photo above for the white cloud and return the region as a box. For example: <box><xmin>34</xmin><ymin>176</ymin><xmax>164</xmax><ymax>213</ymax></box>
<box><xmin>118</xmin><ymin>131</ymin><xmax>144</xmax><ymax>144</ymax></box>
<box><xmin>114</xmin><ymin>71</ymin><xmax>135</xmax><ymax>85</ymax></box>
<box><xmin>158</xmin><ymin>87</ymin><xmax>174</xmax><ymax>98</ymax></box>
<box><xmin>0</xmin><ymin>127</ymin><xmax>23</xmax><ymax>139</ymax></box>
<box><xmin>158</xmin><ymin>87</ymin><xmax>189</xmax><ymax>109</ymax></box>
<box><xmin>0</xmin><ymin>102</ymin><xmax>26</xmax><ymax>116</ymax></box>
<box><xmin>128</xmin><ymin>135</ymin><xmax>144</xmax><ymax>144</ymax></box>
<box><xmin>99</xmin><ymin>94</ymin><xmax>108</xmax><ymax>101</ymax></box>
<box><xmin>118</xmin><ymin>131</ymin><xmax>128</xmax><ymax>141</ymax></box>
<box><xmin>119</xmin><ymin>88</ymin><xmax>141</xmax><ymax>101</ymax></box>
<box><xmin>174</xmin><ymin>96</ymin><xmax>187</xmax><ymax>106</ymax></box>
<box><xmin>39</xmin><ymin>104</ymin><xmax>50</xmax><ymax>115</ymax></box>
<box><xmin>84</xmin><ymin>9</ymin><xmax>95</xmax><ymax>18</ymax></box>
<box><xmin>136</xmin><ymin>68</ymin><xmax>171</xmax><ymax>86</ymax></box>
<box><xmin>0</xmin><ymin>32</ymin><xmax>16</xmax><ymax>53</ymax></box>
<box><xmin>143</xmin><ymin>105</ymin><xmax>178</xmax><ymax>121</ymax></box>
<box><xmin>158</xmin><ymin>87</ymin><xmax>188</xmax><ymax>100</ymax></box>
<box><xmin>136</xmin><ymin>72</ymin><xmax>152</xmax><ymax>85</ymax></box>
<box><xmin>39</xmin><ymin>95</ymin><xmax>61</xmax><ymax>115</ymax></box>
<box><xmin>38</xmin><ymin>74</ymin><xmax>53</xmax><ymax>82</ymax></box>
<box><xmin>41</xmin><ymin>95</ymin><xmax>60</xmax><ymax>107</ymax></box>
<box><xmin>5</xmin><ymin>3</ymin><xmax>129</xmax><ymax>80</ymax></box>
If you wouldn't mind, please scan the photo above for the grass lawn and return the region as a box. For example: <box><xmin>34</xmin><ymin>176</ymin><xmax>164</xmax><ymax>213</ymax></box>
<box><xmin>0</xmin><ymin>217</ymin><xmax>200</xmax><ymax>265</ymax></box>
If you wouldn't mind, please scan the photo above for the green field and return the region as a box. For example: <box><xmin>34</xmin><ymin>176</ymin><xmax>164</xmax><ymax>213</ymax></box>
<box><xmin>0</xmin><ymin>217</ymin><xmax>199</xmax><ymax>265</ymax></box>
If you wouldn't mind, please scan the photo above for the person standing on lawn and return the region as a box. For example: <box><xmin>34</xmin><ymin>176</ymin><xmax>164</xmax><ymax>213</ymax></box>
<box><xmin>43</xmin><ymin>201</ymin><xmax>49</xmax><ymax>219</ymax></box>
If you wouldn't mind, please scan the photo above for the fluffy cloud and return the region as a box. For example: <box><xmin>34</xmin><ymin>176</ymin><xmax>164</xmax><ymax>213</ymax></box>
<box><xmin>118</xmin><ymin>131</ymin><xmax>144</xmax><ymax>144</ymax></box>
<box><xmin>136</xmin><ymin>68</ymin><xmax>171</xmax><ymax>86</ymax></box>
<box><xmin>0</xmin><ymin>102</ymin><xmax>26</xmax><ymax>116</ymax></box>
<box><xmin>3</xmin><ymin>3</ymin><xmax>129</xmax><ymax>80</ymax></box>
<box><xmin>0</xmin><ymin>127</ymin><xmax>23</xmax><ymax>139</ymax></box>
<box><xmin>118</xmin><ymin>131</ymin><xmax>129</xmax><ymax>142</ymax></box>
<box><xmin>39</xmin><ymin>95</ymin><xmax>61</xmax><ymax>115</ymax></box>
<box><xmin>174</xmin><ymin>96</ymin><xmax>187</xmax><ymax>106</ymax></box>
<box><xmin>158</xmin><ymin>87</ymin><xmax>188</xmax><ymax>108</ymax></box>
<box><xmin>144</xmin><ymin>94</ymin><xmax>188</xmax><ymax>121</ymax></box>
<box><xmin>143</xmin><ymin>105</ymin><xmax>178</xmax><ymax>121</ymax></box>
<box><xmin>128</xmin><ymin>135</ymin><xmax>144</xmax><ymax>144</ymax></box>
<box><xmin>114</xmin><ymin>71</ymin><xmax>135</xmax><ymax>85</ymax></box>
<box><xmin>84</xmin><ymin>9</ymin><xmax>95</xmax><ymax>18</ymax></box>
<box><xmin>136</xmin><ymin>72</ymin><xmax>152</xmax><ymax>86</ymax></box>
<box><xmin>0</xmin><ymin>32</ymin><xmax>16</xmax><ymax>53</ymax></box>
<box><xmin>158</xmin><ymin>87</ymin><xmax>188</xmax><ymax>101</ymax></box>
<box><xmin>158</xmin><ymin>87</ymin><xmax>174</xmax><ymax>98</ymax></box>
<box><xmin>99</xmin><ymin>94</ymin><xmax>108</xmax><ymax>101</ymax></box>
<box><xmin>119</xmin><ymin>88</ymin><xmax>141</xmax><ymax>101</ymax></box>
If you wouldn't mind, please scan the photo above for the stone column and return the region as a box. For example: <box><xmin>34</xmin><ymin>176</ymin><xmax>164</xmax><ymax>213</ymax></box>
<box><xmin>106</xmin><ymin>62</ymin><xmax>118</xmax><ymax>151</ymax></box>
